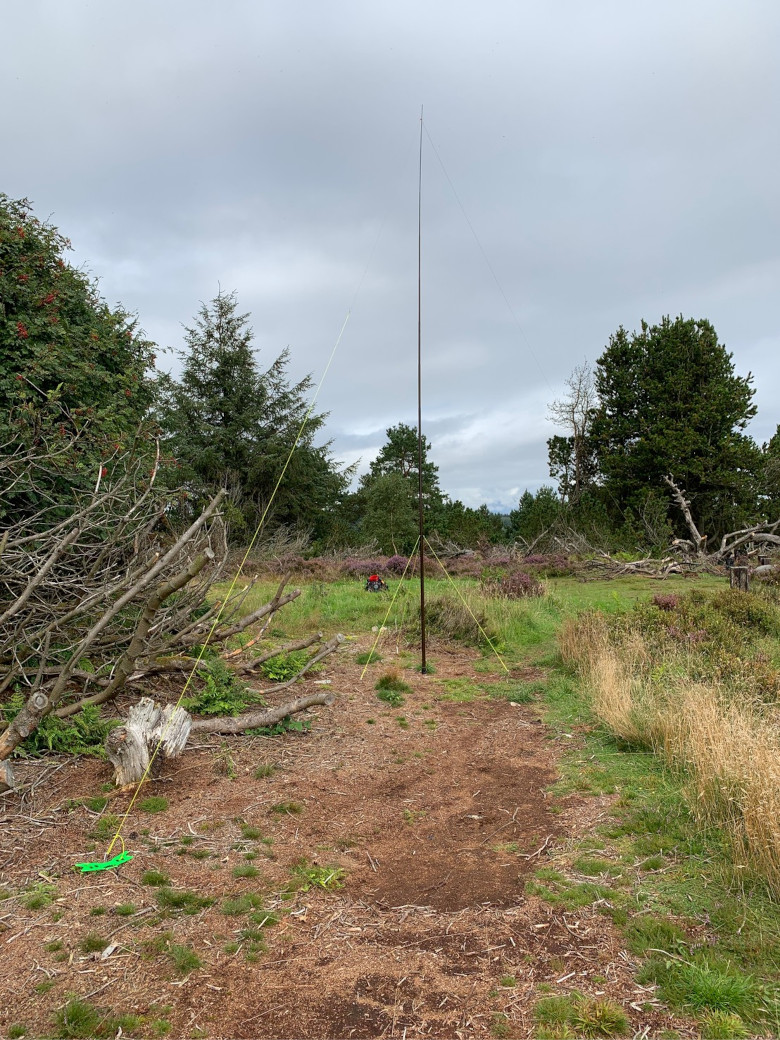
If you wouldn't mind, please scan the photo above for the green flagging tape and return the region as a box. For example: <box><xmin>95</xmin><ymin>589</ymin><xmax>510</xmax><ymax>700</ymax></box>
<box><xmin>75</xmin><ymin>851</ymin><xmax>133</xmax><ymax>873</ymax></box>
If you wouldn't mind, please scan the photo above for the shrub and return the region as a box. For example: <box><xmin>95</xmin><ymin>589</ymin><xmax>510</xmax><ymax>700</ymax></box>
<box><xmin>260</xmin><ymin>650</ymin><xmax>307</xmax><ymax>682</ymax></box>
<box><xmin>185</xmin><ymin>659</ymin><xmax>250</xmax><ymax>716</ymax></box>
<box><xmin>3</xmin><ymin>698</ymin><xmax>117</xmax><ymax>758</ymax></box>
<box><xmin>652</xmin><ymin>593</ymin><xmax>681</xmax><ymax>611</ymax></box>
<box><xmin>481</xmin><ymin>569</ymin><xmax>543</xmax><ymax>599</ymax></box>
<box><xmin>422</xmin><ymin>596</ymin><xmax>498</xmax><ymax>646</ymax></box>
<box><xmin>385</xmin><ymin>554</ymin><xmax>409</xmax><ymax>575</ymax></box>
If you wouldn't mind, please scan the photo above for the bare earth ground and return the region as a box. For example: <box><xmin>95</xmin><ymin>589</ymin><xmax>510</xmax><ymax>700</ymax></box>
<box><xmin>0</xmin><ymin>639</ymin><xmax>698</xmax><ymax>1039</ymax></box>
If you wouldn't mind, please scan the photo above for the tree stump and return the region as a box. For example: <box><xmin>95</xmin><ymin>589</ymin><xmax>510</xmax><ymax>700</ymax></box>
<box><xmin>105</xmin><ymin>698</ymin><xmax>191</xmax><ymax>787</ymax></box>
<box><xmin>730</xmin><ymin>566</ymin><xmax>750</xmax><ymax>592</ymax></box>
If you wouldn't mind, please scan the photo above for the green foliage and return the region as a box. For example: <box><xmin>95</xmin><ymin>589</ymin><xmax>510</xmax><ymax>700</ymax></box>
<box><xmin>356</xmin><ymin>650</ymin><xmax>382</xmax><ymax>665</ymax></box>
<box><xmin>53</xmin><ymin>999</ymin><xmax>141</xmax><ymax>1039</ymax></box>
<box><xmin>156</xmin><ymin>289</ymin><xmax>347</xmax><ymax>540</ymax></box>
<box><xmin>253</xmin><ymin>763</ymin><xmax>276</xmax><ymax>779</ymax></box>
<box><xmin>139</xmin><ymin>796</ymin><xmax>169</xmax><ymax>814</ymax></box>
<box><xmin>267</xmin><ymin>800</ymin><xmax>304</xmax><ymax>816</ymax></box>
<box><xmin>423</xmin><ymin>595</ymin><xmax>498</xmax><ymax>647</ymax></box>
<box><xmin>260</xmin><ymin>650</ymin><xmax>307</xmax><ymax>682</ymax></box>
<box><xmin>22</xmin><ymin>882</ymin><xmax>56</xmax><ymax>910</ymax></box>
<box><xmin>80</xmin><ymin>932</ymin><xmax>109</xmax><ymax>953</ymax></box>
<box><xmin>156</xmin><ymin>888</ymin><xmax>214</xmax><ymax>915</ymax></box>
<box><xmin>232</xmin><ymin>864</ymin><xmax>259</xmax><ymax>879</ymax></box>
<box><xmin>220</xmin><ymin>892</ymin><xmax>265</xmax><ymax>916</ymax></box>
<box><xmin>592</xmin><ymin>315</ymin><xmax>761</xmax><ymax>536</ymax></box>
<box><xmin>184</xmin><ymin>658</ymin><xmax>251</xmax><ymax>716</ymax></box>
<box><xmin>374</xmin><ymin>671</ymin><xmax>410</xmax><ymax>708</ymax></box>
<box><xmin>141</xmin><ymin>869</ymin><xmax>171</xmax><ymax>887</ymax></box>
<box><xmin>534</xmin><ymin>993</ymin><xmax>629</xmax><ymax>1038</ymax></box>
<box><xmin>699</xmin><ymin>1010</ymin><xmax>750</xmax><ymax>1038</ymax></box>
<box><xmin>638</xmin><ymin>954</ymin><xmax>762</xmax><ymax>1016</ymax></box>
<box><xmin>169</xmin><ymin>943</ymin><xmax>202</xmax><ymax>975</ymax></box>
<box><xmin>290</xmin><ymin>860</ymin><xmax>345</xmax><ymax>892</ymax></box>
<box><xmin>3</xmin><ymin>697</ymin><xmax>117</xmax><ymax>758</ymax></box>
<box><xmin>248</xmin><ymin>716</ymin><xmax>311</xmax><ymax>737</ymax></box>
<box><xmin>0</xmin><ymin>194</ymin><xmax>157</xmax><ymax>521</ymax></box>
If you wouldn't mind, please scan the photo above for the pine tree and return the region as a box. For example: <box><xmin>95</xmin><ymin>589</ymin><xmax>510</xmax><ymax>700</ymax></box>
<box><xmin>591</xmin><ymin>316</ymin><xmax>761</xmax><ymax>536</ymax></box>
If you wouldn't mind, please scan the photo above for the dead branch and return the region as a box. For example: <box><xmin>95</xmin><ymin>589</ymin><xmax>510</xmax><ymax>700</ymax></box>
<box><xmin>189</xmin><ymin>691</ymin><xmax>335</xmax><ymax>735</ymax></box>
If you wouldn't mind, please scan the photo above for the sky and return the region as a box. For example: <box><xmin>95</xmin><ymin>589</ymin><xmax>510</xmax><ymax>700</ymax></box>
<box><xmin>3</xmin><ymin>1</ymin><xmax>780</xmax><ymax>512</ymax></box>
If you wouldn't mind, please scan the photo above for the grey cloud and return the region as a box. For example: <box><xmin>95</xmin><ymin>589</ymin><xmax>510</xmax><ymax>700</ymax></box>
<box><xmin>3</xmin><ymin>0</ymin><xmax>779</xmax><ymax>515</ymax></box>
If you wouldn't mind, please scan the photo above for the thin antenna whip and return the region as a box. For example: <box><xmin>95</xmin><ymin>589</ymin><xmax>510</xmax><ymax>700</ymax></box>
<box><xmin>417</xmin><ymin>105</ymin><xmax>427</xmax><ymax>674</ymax></box>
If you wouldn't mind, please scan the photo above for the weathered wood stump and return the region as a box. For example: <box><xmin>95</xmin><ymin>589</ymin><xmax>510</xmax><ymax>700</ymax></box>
<box><xmin>105</xmin><ymin>697</ymin><xmax>192</xmax><ymax>787</ymax></box>
<box><xmin>730</xmin><ymin>566</ymin><xmax>750</xmax><ymax>591</ymax></box>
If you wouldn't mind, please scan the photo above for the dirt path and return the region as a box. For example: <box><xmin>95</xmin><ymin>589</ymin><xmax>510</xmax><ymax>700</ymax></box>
<box><xmin>0</xmin><ymin>643</ymin><xmax>677</xmax><ymax>1038</ymax></box>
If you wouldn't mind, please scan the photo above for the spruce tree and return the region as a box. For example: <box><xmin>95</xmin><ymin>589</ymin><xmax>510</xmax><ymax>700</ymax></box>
<box><xmin>158</xmin><ymin>291</ymin><xmax>346</xmax><ymax>539</ymax></box>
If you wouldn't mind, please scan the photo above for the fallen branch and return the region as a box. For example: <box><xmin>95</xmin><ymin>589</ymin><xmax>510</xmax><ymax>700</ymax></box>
<box><xmin>189</xmin><ymin>691</ymin><xmax>335</xmax><ymax>735</ymax></box>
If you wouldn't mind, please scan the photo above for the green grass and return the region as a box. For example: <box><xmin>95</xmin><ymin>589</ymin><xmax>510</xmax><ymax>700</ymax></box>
<box><xmin>22</xmin><ymin>883</ymin><xmax>57</xmax><ymax>910</ymax></box>
<box><xmin>141</xmin><ymin>869</ymin><xmax>171</xmax><ymax>887</ymax></box>
<box><xmin>53</xmin><ymin>999</ymin><xmax>141</xmax><ymax>1039</ymax></box>
<box><xmin>232</xmin><ymin>863</ymin><xmax>260</xmax><ymax>879</ymax></box>
<box><xmin>253</xmin><ymin>763</ymin><xmax>276</xmax><ymax>779</ymax></box>
<box><xmin>268</xmin><ymin>800</ymin><xmax>303</xmax><ymax>816</ymax></box>
<box><xmin>289</xmin><ymin>860</ymin><xmax>345</xmax><ymax>892</ymax></box>
<box><xmin>139</xmin><ymin>796</ymin><xmax>169</xmax><ymax>814</ymax></box>
<box><xmin>534</xmin><ymin>992</ymin><xmax>630</xmax><ymax>1037</ymax></box>
<box><xmin>156</xmin><ymin>888</ymin><xmax>214</xmax><ymax>915</ymax></box>
<box><xmin>221</xmin><ymin>892</ymin><xmax>266</xmax><ymax>916</ymax></box>
<box><xmin>80</xmin><ymin>932</ymin><xmax>109</xmax><ymax>953</ymax></box>
<box><xmin>532</xmin><ymin>612</ymin><xmax>780</xmax><ymax>1033</ymax></box>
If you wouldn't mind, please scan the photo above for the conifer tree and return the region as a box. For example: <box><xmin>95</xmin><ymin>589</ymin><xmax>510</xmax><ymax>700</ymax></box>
<box><xmin>157</xmin><ymin>291</ymin><xmax>347</xmax><ymax>539</ymax></box>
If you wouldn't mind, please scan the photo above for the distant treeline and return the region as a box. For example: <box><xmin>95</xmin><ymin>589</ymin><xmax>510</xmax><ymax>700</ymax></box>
<box><xmin>2</xmin><ymin>194</ymin><xmax>777</xmax><ymax>555</ymax></box>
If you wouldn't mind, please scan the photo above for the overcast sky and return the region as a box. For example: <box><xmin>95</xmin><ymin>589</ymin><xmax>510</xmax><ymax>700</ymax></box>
<box><xmin>4</xmin><ymin>1</ymin><xmax>779</xmax><ymax>511</ymax></box>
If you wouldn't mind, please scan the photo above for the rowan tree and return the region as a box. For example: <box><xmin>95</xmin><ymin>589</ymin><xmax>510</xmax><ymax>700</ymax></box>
<box><xmin>0</xmin><ymin>194</ymin><xmax>157</xmax><ymax>520</ymax></box>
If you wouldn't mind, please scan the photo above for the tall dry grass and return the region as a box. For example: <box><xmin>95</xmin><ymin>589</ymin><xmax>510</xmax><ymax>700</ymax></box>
<box><xmin>560</xmin><ymin>612</ymin><xmax>780</xmax><ymax>896</ymax></box>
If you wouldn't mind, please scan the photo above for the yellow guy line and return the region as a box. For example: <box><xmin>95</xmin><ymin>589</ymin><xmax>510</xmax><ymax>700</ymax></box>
<box><xmin>359</xmin><ymin>538</ymin><xmax>420</xmax><ymax>681</ymax></box>
<box><xmin>105</xmin><ymin>313</ymin><xmax>352</xmax><ymax>857</ymax></box>
<box><xmin>424</xmin><ymin>538</ymin><xmax>510</xmax><ymax>674</ymax></box>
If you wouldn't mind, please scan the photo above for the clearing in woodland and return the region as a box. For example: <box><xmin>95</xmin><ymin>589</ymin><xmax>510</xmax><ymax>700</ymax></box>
<box><xmin>1</xmin><ymin>574</ymin><xmax>779</xmax><ymax>1039</ymax></box>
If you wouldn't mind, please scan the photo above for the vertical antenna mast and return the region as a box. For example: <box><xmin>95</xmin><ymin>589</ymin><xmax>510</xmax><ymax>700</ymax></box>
<box><xmin>417</xmin><ymin>106</ymin><xmax>427</xmax><ymax>674</ymax></box>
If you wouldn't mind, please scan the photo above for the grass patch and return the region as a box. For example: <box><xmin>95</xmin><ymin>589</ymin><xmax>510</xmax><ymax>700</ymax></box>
<box><xmin>534</xmin><ymin>992</ymin><xmax>630</xmax><ymax>1037</ymax></box>
<box><xmin>221</xmin><ymin>892</ymin><xmax>265</xmax><ymax>916</ymax></box>
<box><xmin>375</xmin><ymin>670</ymin><xmax>410</xmax><ymax>706</ymax></box>
<box><xmin>268</xmin><ymin>800</ymin><xmax>304</xmax><ymax>816</ymax></box>
<box><xmin>88</xmin><ymin>812</ymin><xmax>121</xmax><ymax>841</ymax></box>
<box><xmin>141</xmin><ymin>869</ymin><xmax>171</xmax><ymax>887</ymax></box>
<box><xmin>80</xmin><ymin>932</ymin><xmax>109</xmax><ymax>954</ymax></box>
<box><xmin>156</xmin><ymin>888</ymin><xmax>214</xmax><ymax>915</ymax></box>
<box><xmin>253</xmin><ymin>763</ymin><xmax>276</xmax><ymax>779</ymax></box>
<box><xmin>232</xmin><ymin>863</ymin><xmax>260</xmax><ymax>879</ymax></box>
<box><xmin>356</xmin><ymin>651</ymin><xmax>382</xmax><ymax>665</ymax></box>
<box><xmin>22</xmin><ymin>882</ymin><xmax>56</xmax><ymax>910</ymax></box>
<box><xmin>139</xmin><ymin>796</ymin><xmax>169</xmax><ymax>814</ymax></box>
<box><xmin>52</xmin><ymin>999</ymin><xmax>141</xmax><ymax>1039</ymax></box>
